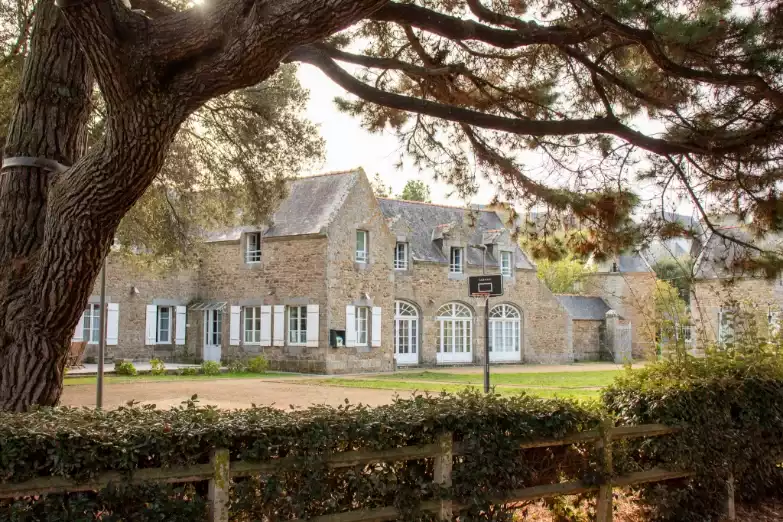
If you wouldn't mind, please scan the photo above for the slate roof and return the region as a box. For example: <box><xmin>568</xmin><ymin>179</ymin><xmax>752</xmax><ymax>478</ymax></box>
<box><xmin>592</xmin><ymin>252</ymin><xmax>653</xmax><ymax>273</ymax></box>
<box><xmin>694</xmin><ymin>225</ymin><xmax>783</xmax><ymax>279</ymax></box>
<box><xmin>205</xmin><ymin>171</ymin><xmax>359</xmax><ymax>242</ymax></box>
<box><xmin>378</xmin><ymin>199</ymin><xmax>535</xmax><ymax>269</ymax></box>
<box><xmin>555</xmin><ymin>295</ymin><xmax>611</xmax><ymax>320</ymax></box>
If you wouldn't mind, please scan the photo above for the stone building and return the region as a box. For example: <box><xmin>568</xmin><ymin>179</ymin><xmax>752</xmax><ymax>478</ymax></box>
<box><xmin>691</xmin><ymin>224</ymin><xmax>783</xmax><ymax>345</ymax></box>
<box><xmin>555</xmin><ymin>295</ymin><xmax>611</xmax><ymax>361</ymax></box>
<box><xmin>74</xmin><ymin>169</ymin><xmax>609</xmax><ymax>373</ymax></box>
<box><xmin>583</xmin><ymin>254</ymin><xmax>658</xmax><ymax>358</ymax></box>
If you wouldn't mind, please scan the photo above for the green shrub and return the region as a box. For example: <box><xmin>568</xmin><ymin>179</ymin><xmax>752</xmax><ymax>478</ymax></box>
<box><xmin>150</xmin><ymin>358</ymin><xmax>167</xmax><ymax>376</ymax></box>
<box><xmin>227</xmin><ymin>358</ymin><xmax>247</xmax><ymax>373</ymax></box>
<box><xmin>115</xmin><ymin>361</ymin><xmax>137</xmax><ymax>376</ymax></box>
<box><xmin>179</xmin><ymin>366</ymin><xmax>198</xmax><ymax>376</ymax></box>
<box><xmin>246</xmin><ymin>355</ymin><xmax>269</xmax><ymax>374</ymax></box>
<box><xmin>200</xmin><ymin>361</ymin><xmax>221</xmax><ymax>376</ymax></box>
<box><xmin>0</xmin><ymin>391</ymin><xmax>601</xmax><ymax>520</ymax></box>
<box><xmin>603</xmin><ymin>352</ymin><xmax>783</xmax><ymax>521</ymax></box>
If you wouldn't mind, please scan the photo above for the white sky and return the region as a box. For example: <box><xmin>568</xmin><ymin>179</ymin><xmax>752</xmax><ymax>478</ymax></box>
<box><xmin>297</xmin><ymin>64</ymin><xmax>498</xmax><ymax>206</ymax></box>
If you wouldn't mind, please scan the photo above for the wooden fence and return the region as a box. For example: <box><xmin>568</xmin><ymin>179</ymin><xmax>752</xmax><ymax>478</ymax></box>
<box><xmin>0</xmin><ymin>423</ymin><xmax>735</xmax><ymax>522</ymax></box>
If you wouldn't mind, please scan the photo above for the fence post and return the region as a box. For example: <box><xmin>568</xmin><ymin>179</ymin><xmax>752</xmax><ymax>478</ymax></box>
<box><xmin>726</xmin><ymin>474</ymin><xmax>736</xmax><ymax>521</ymax></box>
<box><xmin>595</xmin><ymin>420</ymin><xmax>614</xmax><ymax>522</ymax></box>
<box><xmin>433</xmin><ymin>432</ymin><xmax>454</xmax><ymax>521</ymax></box>
<box><xmin>209</xmin><ymin>448</ymin><xmax>230</xmax><ymax>522</ymax></box>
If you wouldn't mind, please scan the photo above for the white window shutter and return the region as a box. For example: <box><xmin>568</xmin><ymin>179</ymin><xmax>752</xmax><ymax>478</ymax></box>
<box><xmin>306</xmin><ymin>304</ymin><xmax>320</xmax><ymax>348</ymax></box>
<box><xmin>229</xmin><ymin>306</ymin><xmax>241</xmax><ymax>346</ymax></box>
<box><xmin>345</xmin><ymin>305</ymin><xmax>356</xmax><ymax>348</ymax></box>
<box><xmin>273</xmin><ymin>305</ymin><xmax>285</xmax><ymax>346</ymax></box>
<box><xmin>372</xmin><ymin>307</ymin><xmax>382</xmax><ymax>347</ymax></box>
<box><xmin>145</xmin><ymin>305</ymin><xmax>157</xmax><ymax>346</ymax></box>
<box><xmin>106</xmin><ymin>303</ymin><xmax>120</xmax><ymax>346</ymax></box>
<box><xmin>72</xmin><ymin>312</ymin><xmax>85</xmax><ymax>342</ymax></box>
<box><xmin>260</xmin><ymin>305</ymin><xmax>272</xmax><ymax>346</ymax></box>
<box><xmin>175</xmin><ymin>306</ymin><xmax>187</xmax><ymax>345</ymax></box>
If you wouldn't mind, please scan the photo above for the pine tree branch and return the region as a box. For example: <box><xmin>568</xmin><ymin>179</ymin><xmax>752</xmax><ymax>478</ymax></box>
<box><xmin>371</xmin><ymin>2</ymin><xmax>604</xmax><ymax>49</ymax></box>
<box><xmin>289</xmin><ymin>44</ymin><xmax>782</xmax><ymax>157</ymax></box>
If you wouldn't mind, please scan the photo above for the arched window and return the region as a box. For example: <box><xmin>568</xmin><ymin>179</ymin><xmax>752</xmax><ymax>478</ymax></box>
<box><xmin>394</xmin><ymin>301</ymin><xmax>419</xmax><ymax>365</ymax></box>
<box><xmin>489</xmin><ymin>304</ymin><xmax>521</xmax><ymax>362</ymax></box>
<box><xmin>436</xmin><ymin>303</ymin><xmax>472</xmax><ymax>363</ymax></box>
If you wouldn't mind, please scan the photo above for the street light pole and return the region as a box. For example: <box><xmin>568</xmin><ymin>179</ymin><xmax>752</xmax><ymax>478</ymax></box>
<box><xmin>96</xmin><ymin>260</ymin><xmax>106</xmax><ymax>409</ymax></box>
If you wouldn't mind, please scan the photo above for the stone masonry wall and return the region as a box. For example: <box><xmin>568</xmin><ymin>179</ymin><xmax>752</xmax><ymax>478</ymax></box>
<box><xmin>198</xmin><ymin>236</ymin><xmax>330</xmax><ymax>372</ymax></box>
<box><xmin>691</xmin><ymin>278</ymin><xmax>782</xmax><ymax>345</ymax></box>
<box><xmin>393</xmin><ymin>262</ymin><xmax>573</xmax><ymax>366</ymax></box>
<box><xmin>325</xmin><ymin>174</ymin><xmax>395</xmax><ymax>374</ymax></box>
<box><xmin>572</xmin><ymin>320</ymin><xmax>604</xmax><ymax>361</ymax></box>
<box><xmin>83</xmin><ymin>254</ymin><xmax>199</xmax><ymax>362</ymax></box>
<box><xmin>585</xmin><ymin>272</ymin><xmax>657</xmax><ymax>359</ymax></box>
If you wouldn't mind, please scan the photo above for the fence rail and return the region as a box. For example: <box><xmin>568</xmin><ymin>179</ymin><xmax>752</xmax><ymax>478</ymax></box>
<box><xmin>0</xmin><ymin>423</ymin><xmax>731</xmax><ymax>522</ymax></box>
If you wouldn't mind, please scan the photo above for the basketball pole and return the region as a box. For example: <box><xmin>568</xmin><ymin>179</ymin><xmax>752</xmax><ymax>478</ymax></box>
<box><xmin>484</xmin><ymin>293</ymin><xmax>490</xmax><ymax>393</ymax></box>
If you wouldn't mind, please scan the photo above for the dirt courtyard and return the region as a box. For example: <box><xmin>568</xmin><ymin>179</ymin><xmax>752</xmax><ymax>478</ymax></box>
<box><xmin>61</xmin><ymin>378</ymin><xmax>402</xmax><ymax>410</ymax></box>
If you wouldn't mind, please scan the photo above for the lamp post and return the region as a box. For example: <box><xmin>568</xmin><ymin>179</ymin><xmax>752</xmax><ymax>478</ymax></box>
<box><xmin>96</xmin><ymin>259</ymin><xmax>106</xmax><ymax>409</ymax></box>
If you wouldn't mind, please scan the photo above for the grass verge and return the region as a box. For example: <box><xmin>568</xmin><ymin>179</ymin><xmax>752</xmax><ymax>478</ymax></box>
<box><xmin>376</xmin><ymin>370</ymin><xmax>622</xmax><ymax>388</ymax></box>
<box><xmin>309</xmin><ymin>378</ymin><xmax>600</xmax><ymax>402</ymax></box>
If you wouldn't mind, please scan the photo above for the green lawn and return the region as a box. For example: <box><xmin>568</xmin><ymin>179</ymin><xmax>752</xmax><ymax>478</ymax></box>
<box><xmin>376</xmin><ymin>370</ymin><xmax>623</xmax><ymax>389</ymax></box>
<box><xmin>311</xmin><ymin>378</ymin><xmax>602</xmax><ymax>402</ymax></box>
<box><xmin>63</xmin><ymin>372</ymin><xmax>291</xmax><ymax>386</ymax></box>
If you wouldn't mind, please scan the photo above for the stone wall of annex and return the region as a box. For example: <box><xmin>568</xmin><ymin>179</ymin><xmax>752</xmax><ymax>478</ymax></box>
<box><xmin>82</xmin><ymin>254</ymin><xmax>199</xmax><ymax>362</ymax></box>
<box><xmin>571</xmin><ymin>319</ymin><xmax>604</xmax><ymax>362</ymax></box>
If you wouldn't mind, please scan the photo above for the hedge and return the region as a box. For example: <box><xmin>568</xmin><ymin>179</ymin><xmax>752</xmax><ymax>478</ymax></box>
<box><xmin>603</xmin><ymin>353</ymin><xmax>783</xmax><ymax>521</ymax></box>
<box><xmin>0</xmin><ymin>392</ymin><xmax>603</xmax><ymax>521</ymax></box>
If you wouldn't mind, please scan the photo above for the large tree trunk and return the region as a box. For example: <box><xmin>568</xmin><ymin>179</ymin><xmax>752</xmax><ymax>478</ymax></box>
<box><xmin>0</xmin><ymin>0</ymin><xmax>93</xmax><ymax>411</ymax></box>
<box><xmin>0</xmin><ymin>0</ymin><xmax>389</xmax><ymax>412</ymax></box>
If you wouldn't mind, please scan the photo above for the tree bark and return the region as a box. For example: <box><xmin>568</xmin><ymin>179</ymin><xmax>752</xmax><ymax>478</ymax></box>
<box><xmin>0</xmin><ymin>0</ymin><xmax>93</xmax><ymax>411</ymax></box>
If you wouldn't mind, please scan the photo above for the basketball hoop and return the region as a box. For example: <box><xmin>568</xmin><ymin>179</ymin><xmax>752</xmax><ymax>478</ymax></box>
<box><xmin>471</xmin><ymin>292</ymin><xmax>490</xmax><ymax>299</ymax></box>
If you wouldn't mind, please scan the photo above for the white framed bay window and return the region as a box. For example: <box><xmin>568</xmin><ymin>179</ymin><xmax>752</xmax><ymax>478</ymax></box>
<box><xmin>436</xmin><ymin>302</ymin><xmax>472</xmax><ymax>363</ymax></box>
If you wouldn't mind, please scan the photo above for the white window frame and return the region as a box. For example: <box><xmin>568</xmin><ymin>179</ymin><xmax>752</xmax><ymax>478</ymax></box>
<box><xmin>245</xmin><ymin>232</ymin><xmax>262</xmax><ymax>263</ymax></box>
<box><xmin>356</xmin><ymin>230</ymin><xmax>369</xmax><ymax>263</ymax></box>
<box><xmin>288</xmin><ymin>305</ymin><xmax>307</xmax><ymax>345</ymax></box>
<box><xmin>83</xmin><ymin>303</ymin><xmax>101</xmax><ymax>345</ymax></box>
<box><xmin>718</xmin><ymin>308</ymin><xmax>734</xmax><ymax>344</ymax></box>
<box><xmin>394</xmin><ymin>301</ymin><xmax>419</xmax><ymax>365</ymax></box>
<box><xmin>449</xmin><ymin>247</ymin><xmax>464</xmax><ymax>274</ymax></box>
<box><xmin>394</xmin><ymin>242</ymin><xmax>409</xmax><ymax>270</ymax></box>
<box><xmin>356</xmin><ymin>306</ymin><xmax>370</xmax><ymax>346</ymax></box>
<box><xmin>244</xmin><ymin>306</ymin><xmax>262</xmax><ymax>345</ymax></box>
<box><xmin>489</xmin><ymin>304</ymin><xmax>521</xmax><ymax>362</ymax></box>
<box><xmin>500</xmin><ymin>251</ymin><xmax>513</xmax><ymax>277</ymax></box>
<box><xmin>436</xmin><ymin>303</ymin><xmax>472</xmax><ymax>363</ymax></box>
<box><xmin>156</xmin><ymin>306</ymin><xmax>173</xmax><ymax>344</ymax></box>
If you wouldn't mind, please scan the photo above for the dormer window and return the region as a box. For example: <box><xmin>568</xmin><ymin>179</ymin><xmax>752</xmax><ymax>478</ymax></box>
<box><xmin>450</xmin><ymin>247</ymin><xmax>464</xmax><ymax>273</ymax></box>
<box><xmin>245</xmin><ymin>232</ymin><xmax>261</xmax><ymax>263</ymax></box>
<box><xmin>500</xmin><ymin>251</ymin><xmax>512</xmax><ymax>277</ymax></box>
<box><xmin>356</xmin><ymin>230</ymin><xmax>369</xmax><ymax>263</ymax></box>
<box><xmin>394</xmin><ymin>242</ymin><xmax>409</xmax><ymax>270</ymax></box>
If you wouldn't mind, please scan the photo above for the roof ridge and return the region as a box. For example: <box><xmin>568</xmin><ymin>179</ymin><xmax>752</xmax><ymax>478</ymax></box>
<box><xmin>378</xmin><ymin>197</ymin><xmax>495</xmax><ymax>212</ymax></box>
<box><xmin>295</xmin><ymin>169</ymin><xmax>361</xmax><ymax>180</ymax></box>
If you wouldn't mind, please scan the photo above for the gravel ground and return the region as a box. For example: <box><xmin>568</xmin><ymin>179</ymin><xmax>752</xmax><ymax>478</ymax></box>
<box><xmin>60</xmin><ymin>378</ymin><xmax>403</xmax><ymax>410</ymax></box>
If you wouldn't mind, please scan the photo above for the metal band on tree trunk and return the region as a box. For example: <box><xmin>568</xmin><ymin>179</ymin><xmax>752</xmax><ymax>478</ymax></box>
<box><xmin>2</xmin><ymin>157</ymin><xmax>70</xmax><ymax>173</ymax></box>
